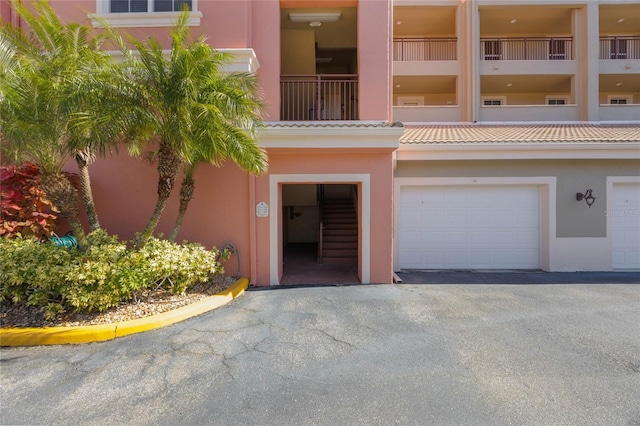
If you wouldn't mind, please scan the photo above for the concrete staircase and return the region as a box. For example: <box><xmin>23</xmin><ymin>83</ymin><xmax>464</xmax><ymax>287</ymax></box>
<box><xmin>320</xmin><ymin>200</ymin><xmax>358</xmax><ymax>265</ymax></box>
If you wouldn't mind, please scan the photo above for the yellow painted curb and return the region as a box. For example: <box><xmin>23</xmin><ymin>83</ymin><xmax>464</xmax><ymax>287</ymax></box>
<box><xmin>0</xmin><ymin>278</ymin><xmax>249</xmax><ymax>347</ymax></box>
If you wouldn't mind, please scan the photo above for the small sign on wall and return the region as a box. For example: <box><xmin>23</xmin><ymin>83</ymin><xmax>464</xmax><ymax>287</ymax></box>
<box><xmin>256</xmin><ymin>202</ymin><xmax>269</xmax><ymax>218</ymax></box>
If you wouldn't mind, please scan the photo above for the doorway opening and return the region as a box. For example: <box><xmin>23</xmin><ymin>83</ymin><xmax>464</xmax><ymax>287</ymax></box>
<box><xmin>281</xmin><ymin>183</ymin><xmax>360</xmax><ymax>285</ymax></box>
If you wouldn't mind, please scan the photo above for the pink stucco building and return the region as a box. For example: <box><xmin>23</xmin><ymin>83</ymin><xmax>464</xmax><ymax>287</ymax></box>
<box><xmin>2</xmin><ymin>0</ymin><xmax>639</xmax><ymax>283</ymax></box>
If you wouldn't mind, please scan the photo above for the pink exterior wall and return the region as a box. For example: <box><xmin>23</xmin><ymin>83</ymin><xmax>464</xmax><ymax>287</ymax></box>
<box><xmin>252</xmin><ymin>148</ymin><xmax>396</xmax><ymax>285</ymax></box>
<box><xmin>358</xmin><ymin>0</ymin><xmax>393</xmax><ymax>121</ymax></box>
<box><xmin>68</xmin><ymin>153</ymin><xmax>253</xmax><ymax>279</ymax></box>
<box><xmin>251</xmin><ymin>0</ymin><xmax>281</xmax><ymax>121</ymax></box>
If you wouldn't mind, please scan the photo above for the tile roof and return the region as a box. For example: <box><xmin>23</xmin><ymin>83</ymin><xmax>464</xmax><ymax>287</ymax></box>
<box><xmin>401</xmin><ymin>124</ymin><xmax>640</xmax><ymax>145</ymax></box>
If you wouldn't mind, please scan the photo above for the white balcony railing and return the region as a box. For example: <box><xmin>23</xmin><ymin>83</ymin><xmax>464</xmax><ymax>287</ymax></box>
<box><xmin>480</xmin><ymin>37</ymin><xmax>573</xmax><ymax>61</ymax></box>
<box><xmin>280</xmin><ymin>75</ymin><xmax>358</xmax><ymax>121</ymax></box>
<box><xmin>600</xmin><ymin>37</ymin><xmax>640</xmax><ymax>60</ymax></box>
<box><xmin>478</xmin><ymin>104</ymin><xmax>579</xmax><ymax>122</ymax></box>
<box><xmin>393</xmin><ymin>38</ymin><xmax>457</xmax><ymax>61</ymax></box>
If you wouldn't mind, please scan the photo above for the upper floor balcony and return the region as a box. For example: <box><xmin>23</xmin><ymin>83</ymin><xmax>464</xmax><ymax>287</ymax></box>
<box><xmin>599</xmin><ymin>36</ymin><xmax>640</xmax><ymax>60</ymax></box>
<box><xmin>393</xmin><ymin>37</ymin><xmax>457</xmax><ymax>61</ymax></box>
<box><xmin>480</xmin><ymin>37</ymin><xmax>573</xmax><ymax>61</ymax></box>
<box><xmin>280</xmin><ymin>74</ymin><xmax>358</xmax><ymax>121</ymax></box>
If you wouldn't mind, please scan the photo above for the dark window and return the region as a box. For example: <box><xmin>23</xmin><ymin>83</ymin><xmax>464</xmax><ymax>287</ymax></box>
<box><xmin>483</xmin><ymin>99</ymin><xmax>503</xmax><ymax>106</ymax></box>
<box><xmin>610</xmin><ymin>98</ymin><xmax>628</xmax><ymax>105</ymax></box>
<box><xmin>547</xmin><ymin>99</ymin><xmax>566</xmax><ymax>105</ymax></box>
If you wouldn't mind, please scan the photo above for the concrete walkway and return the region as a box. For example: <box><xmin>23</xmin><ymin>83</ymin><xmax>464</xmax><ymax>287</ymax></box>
<box><xmin>2</xmin><ymin>282</ymin><xmax>639</xmax><ymax>425</ymax></box>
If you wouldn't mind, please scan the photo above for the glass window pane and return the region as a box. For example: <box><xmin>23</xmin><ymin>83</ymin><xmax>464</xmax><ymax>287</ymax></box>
<box><xmin>110</xmin><ymin>0</ymin><xmax>129</xmax><ymax>12</ymax></box>
<box><xmin>154</xmin><ymin>0</ymin><xmax>172</xmax><ymax>11</ymax></box>
<box><xmin>131</xmin><ymin>0</ymin><xmax>148</xmax><ymax>12</ymax></box>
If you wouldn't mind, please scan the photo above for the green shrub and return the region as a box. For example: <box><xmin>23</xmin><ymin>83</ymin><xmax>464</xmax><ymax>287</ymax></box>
<box><xmin>0</xmin><ymin>230</ymin><xmax>224</xmax><ymax>318</ymax></box>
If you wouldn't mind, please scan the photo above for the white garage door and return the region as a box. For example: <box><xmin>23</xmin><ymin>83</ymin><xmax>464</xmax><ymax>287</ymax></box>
<box><xmin>399</xmin><ymin>185</ymin><xmax>540</xmax><ymax>269</ymax></box>
<box><xmin>611</xmin><ymin>183</ymin><xmax>640</xmax><ymax>269</ymax></box>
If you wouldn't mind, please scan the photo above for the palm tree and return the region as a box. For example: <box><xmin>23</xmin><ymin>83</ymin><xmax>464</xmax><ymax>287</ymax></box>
<box><xmin>0</xmin><ymin>0</ymin><xmax>146</xmax><ymax>248</ymax></box>
<box><xmin>168</xmin><ymin>70</ymin><xmax>267</xmax><ymax>241</ymax></box>
<box><xmin>110</xmin><ymin>11</ymin><xmax>267</xmax><ymax>247</ymax></box>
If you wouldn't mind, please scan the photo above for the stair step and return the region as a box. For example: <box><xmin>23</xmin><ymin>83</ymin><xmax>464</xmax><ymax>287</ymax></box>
<box><xmin>323</xmin><ymin>214</ymin><xmax>356</xmax><ymax>220</ymax></box>
<box><xmin>324</xmin><ymin>223</ymin><xmax>357</xmax><ymax>230</ymax></box>
<box><xmin>324</xmin><ymin>235</ymin><xmax>358</xmax><ymax>243</ymax></box>
<box><xmin>323</xmin><ymin>219</ymin><xmax>357</xmax><ymax>226</ymax></box>
<box><xmin>324</xmin><ymin>229</ymin><xmax>358</xmax><ymax>236</ymax></box>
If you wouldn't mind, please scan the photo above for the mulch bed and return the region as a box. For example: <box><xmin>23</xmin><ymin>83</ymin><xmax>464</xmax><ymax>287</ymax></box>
<box><xmin>0</xmin><ymin>275</ymin><xmax>237</xmax><ymax>328</ymax></box>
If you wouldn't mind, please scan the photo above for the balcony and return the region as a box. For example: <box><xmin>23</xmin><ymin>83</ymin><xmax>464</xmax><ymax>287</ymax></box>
<box><xmin>478</xmin><ymin>104</ymin><xmax>579</xmax><ymax>122</ymax></box>
<box><xmin>393</xmin><ymin>38</ymin><xmax>457</xmax><ymax>61</ymax></box>
<box><xmin>393</xmin><ymin>105</ymin><xmax>462</xmax><ymax>123</ymax></box>
<box><xmin>280</xmin><ymin>75</ymin><xmax>358</xmax><ymax>121</ymax></box>
<box><xmin>481</xmin><ymin>37</ymin><xmax>573</xmax><ymax>61</ymax></box>
<box><xmin>600</xmin><ymin>36</ymin><xmax>640</xmax><ymax>60</ymax></box>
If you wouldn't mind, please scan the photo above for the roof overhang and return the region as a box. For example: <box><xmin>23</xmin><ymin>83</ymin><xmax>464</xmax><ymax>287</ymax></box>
<box><xmin>259</xmin><ymin>121</ymin><xmax>404</xmax><ymax>149</ymax></box>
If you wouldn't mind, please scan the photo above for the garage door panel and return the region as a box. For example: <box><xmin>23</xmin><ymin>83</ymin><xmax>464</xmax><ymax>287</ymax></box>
<box><xmin>425</xmin><ymin>231</ymin><xmax>445</xmax><ymax>245</ymax></box>
<box><xmin>611</xmin><ymin>183</ymin><xmax>640</xmax><ymax>269</ymax></box>
<box><xmin>400</xmin><ymin>232</ymin><xmax>421</xmax><ymax>248</ymax></box>
<box><xmin>399</xmin><ymin>185</ymin><xmax>540</xmax><ymax>270</ymax></box>
<box><xmin>445</xmin><ymin>210</ymin><xmax>467</xmax><ymax>226</ymax></box>
<box><xmin>446</xmin><ymin>231</ymin><xmax>467</xmax><ymax>245</ymax></box>
<box><xmin>422</xmin><ymin>210</ymin><xmax>445</xmax><ymax>228</ymax></box>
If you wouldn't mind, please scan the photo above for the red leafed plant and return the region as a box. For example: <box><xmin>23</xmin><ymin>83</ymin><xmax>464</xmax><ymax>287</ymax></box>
<box><xmin>1</xmin><ymin>163</ymin><xmax>60</xmax><ymax>239</ymax></box>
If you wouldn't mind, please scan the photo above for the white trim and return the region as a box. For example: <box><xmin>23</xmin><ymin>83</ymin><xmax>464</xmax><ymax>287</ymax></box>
<box><xmin>396</xmin><ymin>143</ymin><xmax>640</xmax><ymax>161</ymax></box>
<box><xmin>260</xmin><ymin>123</ymin><xmax>403</xmax><ymax>149</ymax></box>
<box><xmin>607</xmin><ymin>176</ymin><xmax>640</xmax><ymax>270</ymax></box>
<box><xmin>270</xmin><ymin>174</ymin><xmax>371</xmax><ymax>285</ymax></box>
<box><xmin>104</xmin><ymin>48</ymin><xmax>259</xmax><ymax>74</ymax></box>
<box><xmin>91</xmin><ymin>11</ymin><xmax>202</xmax><ymax>27</ymax></box>
<box><xmin>393</xmin><ymin>177</ymin><xmax>556</xmax><ymax>272</ymax></box>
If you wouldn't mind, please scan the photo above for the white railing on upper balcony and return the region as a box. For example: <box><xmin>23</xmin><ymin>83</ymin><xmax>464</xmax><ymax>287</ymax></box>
<box><xmin>393</xmin><ymin>38</ymin><xmax>457</xmax><ymax>61</ymax></box>
<box><xmin>600</xmin><ymin>36</ymin><xmax>640</xmax><ymax>59</ymax></box>
<box><xmin>280</xmin><ymin>75</ymin><xmax>358</xmax><ymax>121</ymax></box>
<box><xmin>480</xmin><ymin>37</ymin><xmax>573</xmax><ymax>60</ymax></box>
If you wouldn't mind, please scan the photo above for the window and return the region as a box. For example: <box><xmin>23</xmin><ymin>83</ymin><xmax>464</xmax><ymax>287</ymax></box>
<box><xmin>482</xmin><ymin>97</ymin><xmax>505</xmax><ymax>106</ymax></box>
<box><xmin>607</xmin><ymin>95</ymin><xmax>632</xmax><ymax>105</ymax></box>
<box><xmin>546</xmin><ymin>96</ymin><xmax>569</xmax><ymax>105</ymax></box>
<box><xmin>547</xmin><ymin>99</ymin><xmax>566</xmax><ymax>105</ymax></box>
<box><xmin>92</xmin><ymin>0</ymin><xmax>201</xmax><ymax>27</ymax></box>
<box><xmin>610</xmin><ymin>98</ymin><xmax>628</xmax><ymax>105</ymax></box>
<box><xmin>397</xmin><ymin>96</ymin><xmax>424</xmax><ymax>107</ymax></box>
<box><xmin>110</xmin><ymin>0</ymin><xmax>192</xmax><ymax>13</ymax></box>
<box><xmin>483</xmin><ymin>40</ymin><xmax>501</xmax><ymax>60</ymax></box>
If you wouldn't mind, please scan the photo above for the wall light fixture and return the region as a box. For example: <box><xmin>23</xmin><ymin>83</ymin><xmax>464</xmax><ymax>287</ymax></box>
<box><xmin>576</xmin><ymin>189</ymin><xmax>596</xmax><ymax>208</ymax></box>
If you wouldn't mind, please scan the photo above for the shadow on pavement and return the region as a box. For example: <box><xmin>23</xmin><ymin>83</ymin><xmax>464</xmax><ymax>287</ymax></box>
<box><xmin>395</xmin><ymin>270</ymin><xmax>640</xmax><ymax>285</ymax></box>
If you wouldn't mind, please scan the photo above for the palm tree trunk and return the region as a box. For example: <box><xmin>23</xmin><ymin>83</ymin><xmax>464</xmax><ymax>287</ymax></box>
<box><xmin>39</xmin><ymin>171</ymin><xmax>89</xmax><ymax>251</ymax></box>
<box><xmin>74</xmin><ymin>151</ymin><xmax>101</xmax><ymax>232</ymax></box>
<box><xmin>168</xmin><ymin>167</ymin><xmax>196</xmax><ymax>242</ymax></box>
<box><xmin>136</xmin><ymin>141</ymin><xmax>182</xmax><ymax>248</ymax></box>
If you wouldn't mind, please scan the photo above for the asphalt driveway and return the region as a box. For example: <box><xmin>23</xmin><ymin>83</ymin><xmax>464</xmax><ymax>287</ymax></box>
<box><xmin>2</xmin><ymin>282</ymin><xmax>639</xmax><ymax>425</ymax></box>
